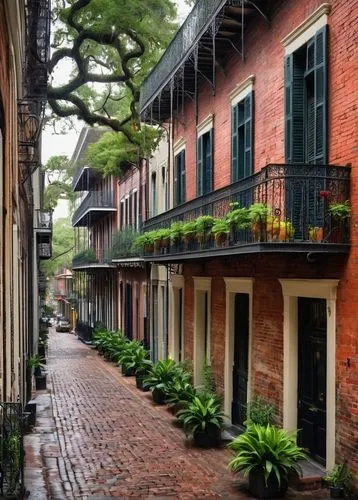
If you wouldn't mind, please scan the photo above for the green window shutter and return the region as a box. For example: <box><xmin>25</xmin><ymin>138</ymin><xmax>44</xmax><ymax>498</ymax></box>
<box><xmin>314</xmin><ymin>25</ymin><xmax>327</xmax><ymax>163</ymax></box>
<box><xmin>181</xmin><ymin>150</ymin><xmax>186</xmax><ymax>204</ymax></box>
<box><xmin>231</xmin><ymin>104</ymin><xmax>238</xmax><ymax>182</ymax></box>
<box><xmin>284</xmin><ymin>54</ymin><xmax>293</xmax><ymax>162</ymax></box>
<box><xmin>244</xmin><ymin>92</ymin><xmax>253</xmax><ymax>178</ymax></box>
<box><xmin>285</xmin><ymin>54</ymin><xmax>305</xmax><ymax>163</ymax></box>
<box><xmin>174</xmin><ymin>154</ymin><xmax>178</xmax><ymax>206</ymax></box>
<box><xmin>197</xmin><ymin>135</ymin><xmax>203</xmax><ymax>196</ymax></box>
<box><xmin>205</xmin><ymin>128</ymin><xmax>213</xmax><ymax>193</ymax></box>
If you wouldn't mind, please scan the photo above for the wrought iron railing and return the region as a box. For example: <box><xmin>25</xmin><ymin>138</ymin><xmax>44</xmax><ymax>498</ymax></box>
<box><xmin>143</xmin><ymin>164</ymin><xmax>350</xmax><ymax>258</ymax></box>
<box><xmin>72</xmin><ymin>166</ymin><xmax>86</xmax><ymax>191</ymax></box>
<box><xmin>72</xmin><ymin>191</ymin><xmax>116</xmax><ymax>226</ymax></box>
<box><xmin>25</xmin><ymin>0</ymin><xmax>51</xmax><ymax>98</ymax></box>
<box><xmin>34</xmin><ymin>209</ymin><xmax>52</xmax><ymax>231</ymax></box>
<box><xmin>140</xmin><ymin>0</ymin><xmax>227</xmax><ymax>111</ymax></box>
<box><xmin>111</xmin><ymin>228</ymin><xmax>141</xmax><ymax>260</ymax></box>
<box><xmin>72</xmin><ymin>247</ymin><xmax>113</xmax><ymax>268</ymax></box>
<box><xmin>0</xmin><ymin>403</ymin><xmax>24</xmax><ymax>498</ymax></box>
<box><xmin>38</xmin><ymin>242</ymin><xmax>52</xmax><ymax>259</ymax></box>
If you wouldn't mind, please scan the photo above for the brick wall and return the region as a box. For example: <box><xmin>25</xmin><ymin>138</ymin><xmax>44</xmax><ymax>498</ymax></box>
<box><xmin>171</xmin><ymin>0</ymin><xmax>358</xmax><ymax>473</ymax></box>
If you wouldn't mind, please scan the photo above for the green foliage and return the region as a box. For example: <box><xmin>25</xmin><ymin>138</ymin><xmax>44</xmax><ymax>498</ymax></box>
<box><xmin>211</xmin><ymin>219</ymin><xmax>230</xmax><ymax>236</ymax></box>
<box><xmin>40</xmin><ymin>218</ymin><xmax>74</xmax><ymax>277</ymax></box>
<box><xmin>111</xmin><ymin>227</ymin><xmax>140</xmax><ymax>259</ymax></box>
<box><xmin>43</xmin><ymin>155</ymin><xmax>74</xmax><ymax>211</ymax></box>
<box><xmin>245</xmin><ymin>396</ymin><xmax>276</xmax><ymax>427</ymax></box>
<box><xmin>49</xmin><ymin>0</ymin><xmax>179</xmax><ymax>135</ymax></box>
<box><xmin>170</xmin><ymin>221</ymin><xmax>185</xmax><ymax>243</ymax></box>
<box><xmin>248</xmin><ymin>203</ymin><xmax>270</xmax><ymax>222</ymax></box>
<box><xmin>325</xmin><ymin>463</ymin><xmax>353</xmax><ymax>491</ymax></box>
<box><xmin>328</xmin><ymin>201</ymin><xmax>351</xmax><ymax>219</ymax></box>
<box><xmin>87</xmin><ymin>126</ymin><xmax>163</xmax><ymax>177</ymax></box>
<box><xmin>72</xmin><ymin>248</ymin><xmax>97</xmax><ymax>265</ymax></box>
<box><xmin>143</xmin><ymin>359</ymin><xmax>184</xmax><ymax>392</ymax></box>
<box><xmin>165</xmin><ymin>378</ymin><xmax>196</xmax><ymax>413</ymax></box>
<box><xmin>3</xmin><ymin>427</ymin><xmax>21</xmax><ymax>494</ymax></box>
<box><xmin>176</xmin><ymin>392</ymin><xmax>225</xmax><ymax>438</ymax></box>
<box><xmin>228</xmin><ymin>424</ymin><xmax>307</xmax><ymax>486</ymax></box>
<box><xmin>225</xmin><ymin>203</ymin><xmax>251</xmax><ymax>229</ymax></box>
<box><xmin>118</xmin><ymin>342</ymin><xmax>150</xmax><ymax>374</ymax></box>
<box><xmin>27</xmin><ymin>355</ymin><xmax>44</xmax><ymax>369</ymax></box>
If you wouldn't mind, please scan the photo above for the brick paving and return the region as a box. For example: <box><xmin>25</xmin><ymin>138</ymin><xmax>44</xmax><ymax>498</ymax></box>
<box><xmin>24</xmin><ymin>330</ymin><xmax>330</xmax><ymax>499</ymax></box>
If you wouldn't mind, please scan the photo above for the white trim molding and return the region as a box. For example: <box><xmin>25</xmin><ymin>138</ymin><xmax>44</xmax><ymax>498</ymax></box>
<box><xmin>279</xmin><ymin>279</ymin><xmax>339</xmax><ymax>470</ymax></box>
<box><xmin>223</xmin><ymin>278</ymin><xmax>253</xmax><ymax>421</ymax></box>
<box><xmin>229</xmin><ymin>75</ymin><xmax>255</xmax><ymax>107</ymax></box>
<box><xmin>193</xmin><ymin>277</ymin><xmax>212</xmax><ymax>385</ymax></box>
<box><xmin>281</xmin><ymin>3</ymin><xmax>331</xmax><ymax>55</ymax></box>
<box><xmin>196</xmin><ymin>114</ymin><xmax>214</xmax><ymax>137</ymax></box>
<box><xmin>169</xmin><ymin>274</ymin><xmax>185</xmax><ymax>362</ymax></box>
<box><xmin>173</xmin><ymin>137</ymin><xmax>185</xmax><ymax>156</ymax></box>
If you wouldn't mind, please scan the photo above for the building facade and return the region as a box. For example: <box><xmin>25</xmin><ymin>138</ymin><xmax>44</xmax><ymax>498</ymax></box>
<box><xmin>140</xmin><ymin>0</ymin><xmax>357</xmax><ymax>475</ymax></box>
<box><xmin>0</xmin><ymin>0</ymin><xmax>51</xmax><ymax>406</ymax></box>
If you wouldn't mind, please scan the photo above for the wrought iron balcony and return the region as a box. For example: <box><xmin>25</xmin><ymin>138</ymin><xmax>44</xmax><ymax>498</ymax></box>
<box><xmin>0</xmin><ymin>402</ymin><xmax>24</xmax><ymax>498</ymax></box>
<box><xmin>110</xmin><ymin>228</ymin><xmax>143</xmax><ymax>267</ymax></box>
<box><xmin>38</xmin><ymin>242</ymin><xmax>52</xmax><ymax>259</ymax></box>
<box><xmin>34</xmin><ymin>209</ymin><xmax>52</xmax><ymax>244</ymax></box>
<box><xmin>25</xmin><ymin>0</ymin><xmax>51</xmax><ymax>98</ymax></box>
<box><xmin>72</xmin><ymin>191</ymin><xmax>117</xmax><ymax>227</ymax></box>
<box><xmin>72</xmin><ymin>247</ymin><xmax>115</xmax><ymax>270</ymax></box>
<box><xmin>142</xmin><ymin>163</ymin><xmax>351</xmax><ymax>262</ymax></box>
<box><xmin>140</xmin><ymin>0</ymin><xmax>268</xmax><ymax>120</ymax></box>
<box><xmin>72</xmin><ymin>166</ymin><xmax>99</xmax><ymax>192</ymax></box>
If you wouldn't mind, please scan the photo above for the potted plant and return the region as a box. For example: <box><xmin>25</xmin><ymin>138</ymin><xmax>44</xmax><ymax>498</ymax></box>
<box><xmin>118</xmin><ymin>340</ymin><xmax>144</xmax><ymax>376</ymax></box>
<box><xmin>277</xmin><ymin>220</ymin><xmax>295</xmax><ymax>242</ymax></box>
<box><xmin>176</xmin><ymin>391</ymin><xmax>224</xmax><ymax>447</ymax></box>
<box><xmin>170</xmin><ymin>221</ymin><xmax>184</xmax><ymax>249</ymax></box>
<box><xmin>135</xmin><ymin>358</ymin><xmax>153</xmax><ymax>391</ymax></box>
<box><xmin>328</xmin><ymin>201</ymin><xmax>351</xmax><ymax>243</ymax></box>
<box><xmin>308</xmin><ymin>226</ymin><xmax>324</xmax><ymax>242</ymax></box>
<box><xmin>249</xmin><ymin>203</ymin><xmax>270</xmax><ymax>242</ymax></box>
<box><xmin>245</xmin><ymin>396</ymin><xmax>276</xmax><ymax>427</ymax></box>
<box><xmin>228</xmin><ymin>423</ymin><xmax>307</xmax><ymax>499</ymax></box>
<box><xmin>325</xmin><ymin>463</ymin><xmax>353</xmax><ymax>498</ymax></box>
<box><xmin>182</xmin><ymin>221</ymin><xmax>197</xmax><ymax>248</ymax></box>
<box><xmin>195</xmin><ymin>215</ymin><xmax>215</xmax><ymax>245</ymax></box>
<box><xmin>226</xmin><ymin>203</ymin><xmax>251</xmax><ymax>230</ymax></box>
<box><xmin>143</xmin><ymin>359</ymin><xmax>182</xmax><ymax>404</ymax></box>
<box><xmin>165</xmin><ymin>369</ymin><xmax>194</xmax><ymax>414</ymax></box>
<box><xmin>211</xmin><ymin>219</ymin><xmax>230</xmax><ymax>247</ymax></box>
<box><xmin>134</xmin><ymin>232</ymin><xmax>156</xmax><ymax>253</ymax></box>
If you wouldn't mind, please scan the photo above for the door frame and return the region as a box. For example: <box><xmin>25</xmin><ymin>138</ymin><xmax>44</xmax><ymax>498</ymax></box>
<box><xmin>224</xmin><ymin>278</ymin><xmax>253</xmax><ymax>422</ymax></box>
<box><xmin>279</xmin><ymin>279</ymin><xmax>338</xmax><ymax>470</ymax></box>
<box><xmin>169</xmin><ymin>274</ymin><xmax>184</xmax><ymax>361</ymax></box>
<box><xmin>193</xmin><ymin>277</ymin><xmax>211</xmax><ymax>386</ymax></box>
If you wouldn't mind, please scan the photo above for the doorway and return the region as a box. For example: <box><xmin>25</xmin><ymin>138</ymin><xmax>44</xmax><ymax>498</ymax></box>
<box><xmin>124</xmin><ymin>283</ymin><xmax>133</xmax><ymax>339</ymax></box>
<box><xmin>232</xmin><ymin>293</ymin><xmax>249</xmax><ymax>427</ymax></box>
<box><xmin>298</xmin><ymin>297</ymin><xmax>327</xmax><ymax>464</ymax></box>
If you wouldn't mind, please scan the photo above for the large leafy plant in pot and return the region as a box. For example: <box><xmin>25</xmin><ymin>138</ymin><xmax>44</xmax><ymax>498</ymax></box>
<box><xmin>176</xmin><ymin>391</ymin><xmax>224</xmax><ymax>447</ymax></box>
<box><xmin>228</xmin><ymin>424</ymin><xmax>307</xmax><ymax>499</ymax></box>
<box><xmin>165</xmin><ymin>370</ymin><xmax>195</xmax><ymax>414</ymax></box>
<box><xmin>118</xmin><ymin>341</ymin><xmax>145</xmax><ymax>376</ymax></box>
<box><xmin>143</xmin><ymin>359</ymin><xmax>182</xmax><ymax>404</ymax></box>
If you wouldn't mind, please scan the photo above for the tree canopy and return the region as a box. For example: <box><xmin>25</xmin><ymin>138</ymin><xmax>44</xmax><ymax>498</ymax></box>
<box><xmin>41</xmin><ymin>218</ymin><xmax>75</xmax><ymax>277</ymax></box>
<box><xmin>43</xmin><ymin>155</ymin><xmax>75</xmax><ymax>211</ymax></box>
<box><xmin>48</xmin><ymin>0</ymin><xmax>179</xmax><ymax>137</ymax></box>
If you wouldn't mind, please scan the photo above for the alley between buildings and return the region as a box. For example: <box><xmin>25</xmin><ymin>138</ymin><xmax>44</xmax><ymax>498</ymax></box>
<box><xmin>24</xmin><ymin>330</ymin><xmax>246</xmax><ymax>499</ymax></box>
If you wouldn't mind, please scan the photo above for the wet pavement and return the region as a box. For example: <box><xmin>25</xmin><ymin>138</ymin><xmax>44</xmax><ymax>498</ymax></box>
<box><xmin>24</xmin><ymin>330</ymin><xmax>330</xmax><ymax>499</ymax></box>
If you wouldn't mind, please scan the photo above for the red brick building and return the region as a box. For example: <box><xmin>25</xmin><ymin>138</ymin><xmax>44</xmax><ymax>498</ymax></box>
<box><xmin>140</xmin><ymin>0</ymin><xmax>358</xmax><ymax>475</ymax></box>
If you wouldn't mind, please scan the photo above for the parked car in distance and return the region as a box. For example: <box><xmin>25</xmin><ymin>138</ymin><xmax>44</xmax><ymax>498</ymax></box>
<box><xmin>56</xmin><ymin>318</ymin><xmax>71</xmax><ymax>332</ymax></box>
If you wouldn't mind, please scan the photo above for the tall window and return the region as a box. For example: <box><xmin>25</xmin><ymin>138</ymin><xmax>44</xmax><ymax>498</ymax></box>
<box><xmin>162</xmin><ymin>165</ymin><xmax>168</xmax><ymax>211</ymax></box>
<box><xmin>197</xmin><ymin>130</ymin><xmax>213</xmax><ymax>196</ymax></box>
<box><xmin>231</xmin><ymin>92</ymin><xmax>253</xmax><ymax>182</ymax></box>
<box><xmin>120</xmin><ymin>199</ymin><xmax>125</xmax><ymax>228</ymax></box>
<box><xmin>133</xmin><ymin>191</ymin><xmax>138</xmax><ymax>230</ymax></box>
<box><xmin>151</xmin><ymin>172</ymin><xmax>157</xmax><ymax>217</ymax></box>
<box><xmin>174</xmin><ymin>150</ymin><xmax>185</xmax><ymax>206</ymax></box>
<box><xmin>125</xmin><ymin>197</ymin><xmax>129</xmax><ymax>226</ymax></box>
<box><xmin>285</xmin><ymin>26</ymin><xmax>327</xmax><ymax>164</ymax></box>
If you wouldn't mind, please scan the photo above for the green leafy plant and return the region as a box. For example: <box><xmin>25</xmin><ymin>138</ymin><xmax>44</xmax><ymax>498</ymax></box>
<box><xmin>325</xmin><ymin>463</ymin><xmax>353</xmax><ymax>494</ymax></box>
<box><xmin>111</xmin><ymin>227</ymin><xmax>140</xmax><ymax>259</ymax></box>
<box><xmin>245</xmin><ymin>396</ymin><xmax>276</xmax><ymax>427</ymax></box>
<box><xmin>225</xmin><ymin>203</ymin><xmax>251</xmax><ymax>229</ymax></box>
<box><xmin>170</xmin><ymin>221</ymin><xmax>185</xmax><ymax>244</ymax></box>
<box><xmin>328</xmin><ymin>201</ymin><xmax>351</xmax><ymax>220</ymax></box>
<box><xmin>182</xmin><ymin>221</ymin><xmax>197</xmax><ymax>242</ymax></box>
<box><xmin>143</xmin><ymin>359</ymin><xmax>184</xmax><ymax>403</ymax></box>
<box><xmin>249</xmin><ymin>203</ymin><xmax>270</xmax><ymax>223</ymax></box>
<box><xmin>72</xmin><ymin>248</ymin><xmax>97</xmax><ymax>265</ymax></box>
<box><xmin>211</xmin><ymin>219</ymin><xmax>229</xmax><ymax>245</ymax></box>
<box><xmin>176</xmin><ymin>391</ymin><xmax>224</xmax><ymax>446</ymax></box>
<box><xmin>165</xmin><ymin>379</ymin><xmax>196</xmax><ymax>413</ymax></box>
<box><xmin>27</xmin><ymin>355</ymin><xmax>44</xmax><ymax>369</ymax></box>
<box><xmin>133</xmin><ymin>231</ymin><xmax>157</xmax><ymax>252</ymax></box>
<box><xmin>118</xmin><ymin>342</ymin><xmax>149</xmax><ymax>375</ymax></box>
<box><xmin>228</xmin><ymin>424</ymin><xmax>307</xmax><ymax>487</ymax></box>
<box><xmin>195</xmin><ymin>215</ymin><xmax>215</xmax><ymax>243</ymax></box>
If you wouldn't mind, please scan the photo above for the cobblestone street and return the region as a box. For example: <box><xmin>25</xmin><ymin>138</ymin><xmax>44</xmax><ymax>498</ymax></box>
<box><xmin>25</xmin><ymin>330</ymin><xmax>248</xmax><ymax>499</ymax></box>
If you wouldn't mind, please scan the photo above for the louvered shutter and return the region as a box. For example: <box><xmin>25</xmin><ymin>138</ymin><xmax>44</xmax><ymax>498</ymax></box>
<box><xmin>314</xmin><ymin>25</ymin><xmax>327</xmax><ymax>164</ymax></box>
<box><xmin>244</xmin><ymin>92</ymin><xmax>253</xmax><ymax>178</ymax></box>
<box><xmin>231</xmin><ymin>104</ymin><xmax>238</xmax><ymax>182</ymax></box>
<box><xmin>205</xmin><ymin>128</ymin><xmax>213</xmax><ymax>193</ymax></box>
<box><xmin>197</xmin><ymin>135</ymin><xmax>203</xmax><ymax>196</ymax></box>
<box><xmin>180</xmin><ymin>150</ymin><xmax>186</xmax><ymax>204</ymax></box>
<box><xmin>174</xmin><ymin>154</ymin><xmax>178</xmax><ymax>206</ymax></box>
<box><xmin>285</xmin><ymin>54</ymin><xmax>305</xmax><ymax>163</ymax></box>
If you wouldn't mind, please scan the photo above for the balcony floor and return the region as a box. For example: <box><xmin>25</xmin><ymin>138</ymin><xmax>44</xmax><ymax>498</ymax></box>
<box><xmin>143</xmin><ymin>241</ymin><xmax>350</xmax><ymax>263</ymax></box>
